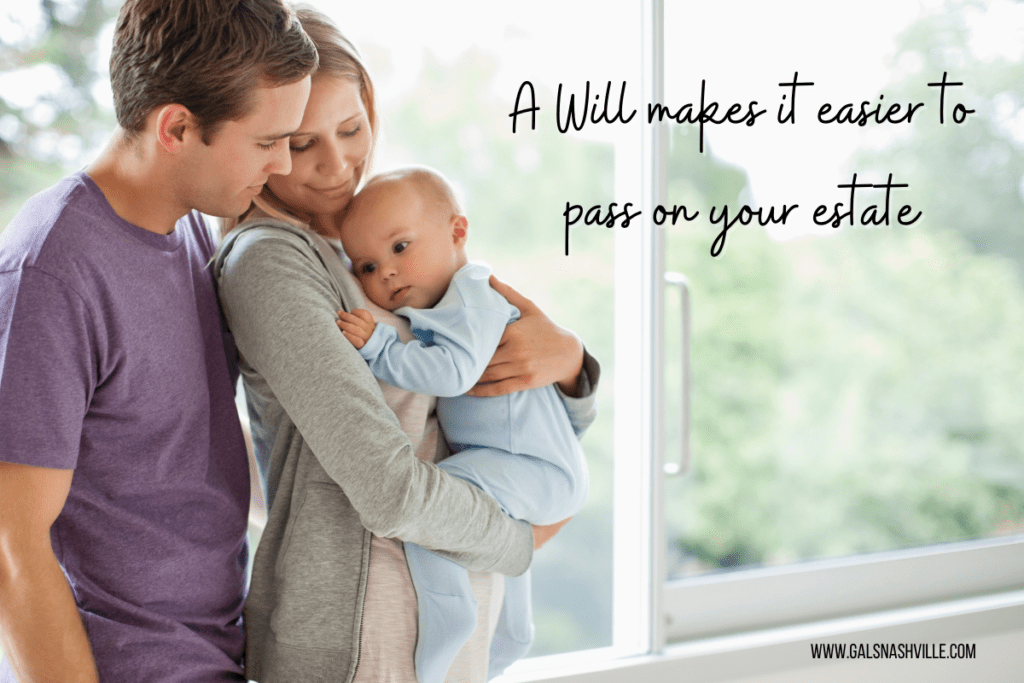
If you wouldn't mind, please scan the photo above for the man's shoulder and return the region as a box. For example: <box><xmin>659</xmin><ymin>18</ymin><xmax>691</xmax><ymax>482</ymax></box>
<box><xmin>1</xmin><ymin>174</ymin><xmax>216</xmax><ymax>280</ymax></box>
<box><xmin>0</xmin><ymin>172</ymin><xmax>96</xmax><ymax>267</ymax></box>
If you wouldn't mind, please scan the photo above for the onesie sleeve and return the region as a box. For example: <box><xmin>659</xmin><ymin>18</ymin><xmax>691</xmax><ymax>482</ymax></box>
<box><xmin>0</xmin><ymin>268</ymin><xmax>94</xmax><ymax>469</ymax></box>
<box><xmin>215</xmin><ymin>232</ymin><xmax>532</xmax><ymax>575</ymax></box>
<box><xmin>358</xmin><ymin>293</ymin><xmax>509</xmax><ymax>397</ymax></box>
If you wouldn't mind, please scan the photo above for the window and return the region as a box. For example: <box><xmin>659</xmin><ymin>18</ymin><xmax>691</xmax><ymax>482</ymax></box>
<box><xmin>306</xmin><ymin>1</ymin><xmax>1024</xmax><ymax>675</ymax></box>
<box><xmin>303</xmin><ymin>0</ymin><xmax>645</xmax><ymax>661</ymax></box>
<box><xmin>657</xmin><ymin>0</ymin><xmax>1024</xmax><ymax>645</ymax></box>
<box><xmin>1</xmin><ymin>0</ymin><xmax>1020</xmax><ymax>678</ymax></box>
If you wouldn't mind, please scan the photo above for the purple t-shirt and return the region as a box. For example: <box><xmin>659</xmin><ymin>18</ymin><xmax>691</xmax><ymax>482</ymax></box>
<box><xmin>0</xmin><ymin>172</ymin><xmax>249</xmax><ymax>681</ymax></box>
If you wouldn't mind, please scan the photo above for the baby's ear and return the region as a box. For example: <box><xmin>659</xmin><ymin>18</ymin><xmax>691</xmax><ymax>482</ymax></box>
<box><xmin>452</xmin><ymin>215</ymin><xmax>469</xmax><ymax>245</ymax></box>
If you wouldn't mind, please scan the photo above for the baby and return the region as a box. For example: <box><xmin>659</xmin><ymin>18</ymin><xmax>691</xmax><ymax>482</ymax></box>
<box><xmin>337</xmin><ymin>166</ymin><xmax>589</xmax><ymax>683</ymax></box>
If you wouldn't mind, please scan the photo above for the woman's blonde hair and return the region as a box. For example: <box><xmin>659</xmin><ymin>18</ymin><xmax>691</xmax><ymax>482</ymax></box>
<box><xmin>220</xmin><ymin>5</ymin><xmax>378</xmax><ymax>236</ymax></box>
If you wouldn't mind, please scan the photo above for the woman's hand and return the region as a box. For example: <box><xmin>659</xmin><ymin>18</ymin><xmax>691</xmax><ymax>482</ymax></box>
<box><xmin>532</xmin><ymin>517</ymin><xmax>572</xmax><ymax>549</ymax></box>
<box><xmin>468</xmin><ymin>276</ymin><xmax>585</xmax><ymax>398</ymax></box>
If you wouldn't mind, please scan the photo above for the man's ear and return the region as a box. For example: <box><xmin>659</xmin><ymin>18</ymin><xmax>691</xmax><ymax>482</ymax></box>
<box><xmin>452</xmin><ymin>215</ymin><xmax>469</xmax><ymax>245</ymax></box>
<box><xmin>154</xmin><ymin>104</ymin><xmax>196</xmax><ymax>153</ymax></box>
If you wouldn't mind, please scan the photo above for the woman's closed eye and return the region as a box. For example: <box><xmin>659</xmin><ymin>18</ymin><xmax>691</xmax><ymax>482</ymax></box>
<box><xmin>290</xmin><ymin>138</ymin><xmax>314</xmax><ymax>153</ymax></box>
<box><xmin>339</xmin><ymin>124</ymin><xmax>361</xmax><ymax>138</ymax></box>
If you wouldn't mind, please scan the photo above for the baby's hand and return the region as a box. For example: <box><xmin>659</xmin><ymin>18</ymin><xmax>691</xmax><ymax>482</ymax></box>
<box><xmin>336</xmin><ymin>309</ymin><xmax>376</xmax><ymax>350</ymax></box>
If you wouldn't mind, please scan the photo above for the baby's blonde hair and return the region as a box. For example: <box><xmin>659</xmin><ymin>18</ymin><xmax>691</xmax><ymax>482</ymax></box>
<box><xmin>355</xmin><ymin>165</ymin><xmax>464</xmax><ymax>221</ymax></box>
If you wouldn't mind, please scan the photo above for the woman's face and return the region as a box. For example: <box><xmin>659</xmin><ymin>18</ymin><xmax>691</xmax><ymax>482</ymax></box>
<box><xmin>265</xmin><ymin>75</ymin><xmax>372</xmax><ymax>228</ymax></box>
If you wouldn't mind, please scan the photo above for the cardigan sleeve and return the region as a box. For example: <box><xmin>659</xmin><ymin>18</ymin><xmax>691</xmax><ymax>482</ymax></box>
<box><xmin>215</xmin><ymin>227</ymin><xmax>532</xmax><ymax>575</ymax></box>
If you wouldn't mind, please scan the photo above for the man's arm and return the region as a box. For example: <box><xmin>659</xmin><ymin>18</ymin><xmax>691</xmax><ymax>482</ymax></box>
<box><xmin>0</xmin><ymin>462</ymin><xmax>99</xmax><ymax>683</ymax></box>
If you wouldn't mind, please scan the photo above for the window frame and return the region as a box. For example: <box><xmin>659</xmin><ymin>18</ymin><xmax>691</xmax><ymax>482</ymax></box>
<box><xmin>512</xmin><ymin>0</ymin><xmax>1024</xmax><ymax>677</ymax></box>
<box><xmin>645</xmin><ymin>0</ymin><xmax>1024</xmax><ymax>652</ymax></box>
<box><xmin>663</xmin><ymin>536</ymin><xmax>1024</xmax><ymax>642</ymax></box>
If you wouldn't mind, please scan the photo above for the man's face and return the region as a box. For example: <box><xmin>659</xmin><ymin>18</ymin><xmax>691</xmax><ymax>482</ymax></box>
<box><xmin>182</xmin><ymin>76</ymin><xmax>311</xmax><ymax>218</ymax></box>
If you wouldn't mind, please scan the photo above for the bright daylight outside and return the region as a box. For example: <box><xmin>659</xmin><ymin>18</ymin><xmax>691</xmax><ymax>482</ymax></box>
<box><xmin>0</xmin><ymin>0</ymin><xmax>1021</xmax><ymax>673</ymax></box>
<box><xmin>659</xmin><ymin>0</ymin><xmax>1024</xmax><ymax>583</ymax></box>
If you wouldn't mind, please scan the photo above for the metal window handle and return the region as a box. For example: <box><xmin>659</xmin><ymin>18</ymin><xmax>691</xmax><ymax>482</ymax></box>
<box><xmin>664</xmin><ymin>272</ymin><xmax>690</xmax><ymax>475</ymax></box>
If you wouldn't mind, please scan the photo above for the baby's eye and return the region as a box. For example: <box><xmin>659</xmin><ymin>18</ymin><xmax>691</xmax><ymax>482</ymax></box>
<box><xmin>393</xmin><ymin>241</ymin><xmax>409</xmax><ymax>254</ymax></box>
<box><xmin>360</xmin><ymin>263</ymin><xmax>377</xmax><ymax>275</ymax></box>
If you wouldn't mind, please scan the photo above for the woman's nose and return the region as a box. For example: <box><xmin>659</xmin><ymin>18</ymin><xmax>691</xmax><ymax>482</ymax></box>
<box><xmin>318</xmin><ymin>141</ymin><xmax>348</xmax><ymax>175</ymax></box>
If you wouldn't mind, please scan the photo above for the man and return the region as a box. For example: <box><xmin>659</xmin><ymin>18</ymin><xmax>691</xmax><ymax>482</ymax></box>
<box><xmin>0</xmin><ymin>1</ymin><xmax>316</xmax><ymax>680</ymax></box>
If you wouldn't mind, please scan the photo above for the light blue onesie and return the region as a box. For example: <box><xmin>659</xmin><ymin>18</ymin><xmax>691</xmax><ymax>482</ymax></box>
<box><xmin>355</xmin><ymin>262</ymin><xmax>589</xmax><ymax>683</ymax></box>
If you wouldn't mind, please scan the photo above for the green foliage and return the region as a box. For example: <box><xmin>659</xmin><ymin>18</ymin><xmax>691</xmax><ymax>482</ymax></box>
<box><xmin>2</xmin><ymin>0</ymin><xmax>1020</xmax><ymax>662</ymax></box>
<box><xmin>663</xmin><ymin>0</ymin><xmax>1024</xmax><ymax>576</ymax></box>
<box><xmin>0</xmin><ymin>0</ymin><xmax>117</xmax><ymax>227</ymax></box>
<box><xmin>0</xmin><ymin>156</ymin><xmax>66</xmax><ymax>226</ymax></box>
<box><xmin>855</xmin><ymin>1</ymin><xmax>1024</xmax><ymax>274</ymax></box>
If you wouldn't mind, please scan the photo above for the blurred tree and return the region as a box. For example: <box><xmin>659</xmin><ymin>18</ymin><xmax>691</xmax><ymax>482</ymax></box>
<box><xmin>858</xmin><ymin>0</ymin><xmax>1024</xmax><ymax>276</ymax></box>
<box><xmin>664</xmin><ymin>0</ymin><xmax>1024</xmax><ymax>576</ymax></box>
<box><xmin>661</xmin><ymin>130</ymin><xmax>789</xmax><ymax>571</ymax></box>
<box><xmin>0</xmin><ymin>0</ymin><xmax>117</xmax><ymax>225</ymax></box>
<box><xmin>3</xmin><ymin>0</ymin><xmax>1020</xmax><ymax>660</ymax></box>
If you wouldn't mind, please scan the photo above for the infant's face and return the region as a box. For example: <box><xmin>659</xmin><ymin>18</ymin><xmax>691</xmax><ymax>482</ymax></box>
<box><xmin>340</xmin><ymin>181</ymin><xmax>466</xmax><ymax>311</ymax></box>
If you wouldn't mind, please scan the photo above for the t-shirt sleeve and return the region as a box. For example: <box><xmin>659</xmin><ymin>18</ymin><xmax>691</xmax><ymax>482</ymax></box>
<box><xmin>0</xmin><ymin>268</ymin><xmax>94</xmax><ymax>469</ymax></box>
<box><xmin>187</xmin><ymin>210</ymin><xmax>217</xmax><ymax>261</ymax></box>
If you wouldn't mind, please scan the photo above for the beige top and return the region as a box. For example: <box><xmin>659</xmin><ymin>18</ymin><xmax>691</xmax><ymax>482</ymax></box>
<box><xmin>237</xmin><ymin>197</ymin><xmax>537</xmax><ymax>681</ymax></box>
<box><xmin>235</xmin><ymin>195</ymin><xmax>502</xmax><ymax>682</ymax></box>
<box><xmin>350</xmin><ymin>284</ymin><xmax>505</xmax><ymax>683</ymax></box>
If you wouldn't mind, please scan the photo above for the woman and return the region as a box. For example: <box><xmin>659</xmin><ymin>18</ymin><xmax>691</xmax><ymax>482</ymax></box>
<box><xmin>214</xmin><ymin>8</ymin><xmax>599</xmax><ymax>682</ymax></box>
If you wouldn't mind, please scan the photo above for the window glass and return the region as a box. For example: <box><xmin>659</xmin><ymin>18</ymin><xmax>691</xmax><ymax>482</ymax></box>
<box><xmin>0</xmin><ymin>0</ymin><xmax>640</xmax><ymax>661</ymax></box>
<box><xmin>661</xmin><ymin>0</ymin><xmax>1024</xmax><ymax>579</ymax></box>
<box><xmin>305</xmin><ymin>0</ymin><xmax>643</xmax><ymax>657</ymax></box>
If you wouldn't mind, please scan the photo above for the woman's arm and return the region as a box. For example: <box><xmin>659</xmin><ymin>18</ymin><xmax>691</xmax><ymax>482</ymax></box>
<box><xmin>216</xmin><ymin>229</ymin><xmax>533</xmax><ymax>574</ymax></box>
<box><xmin>468</xmin><ymin>276</ymin><xmax>585</xmax><ymax>398</ymax></box>
<box><xmin>469</xmin><ymin>276</ymin><xmax>601</xmax><ymax>438</ymax></box>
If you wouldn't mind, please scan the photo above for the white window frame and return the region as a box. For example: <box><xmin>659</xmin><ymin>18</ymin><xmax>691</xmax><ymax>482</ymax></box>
<box><xmin>504</xmin><ymin>0</ymin><xmax>1024</xmax><ymax>679</ymax></box>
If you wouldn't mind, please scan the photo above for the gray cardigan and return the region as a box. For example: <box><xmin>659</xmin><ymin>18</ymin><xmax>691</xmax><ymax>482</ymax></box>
<box><xmin>212</xmin><ymin>220</ymin><xmax>599</xmax><ymax>682</ymax></box>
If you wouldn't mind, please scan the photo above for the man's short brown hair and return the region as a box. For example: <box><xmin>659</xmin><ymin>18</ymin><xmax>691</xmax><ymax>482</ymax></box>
<box><xmin>111</xmin><ymin>0</ymin><xmax>318</xmax><ymax>143</ymax></box>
